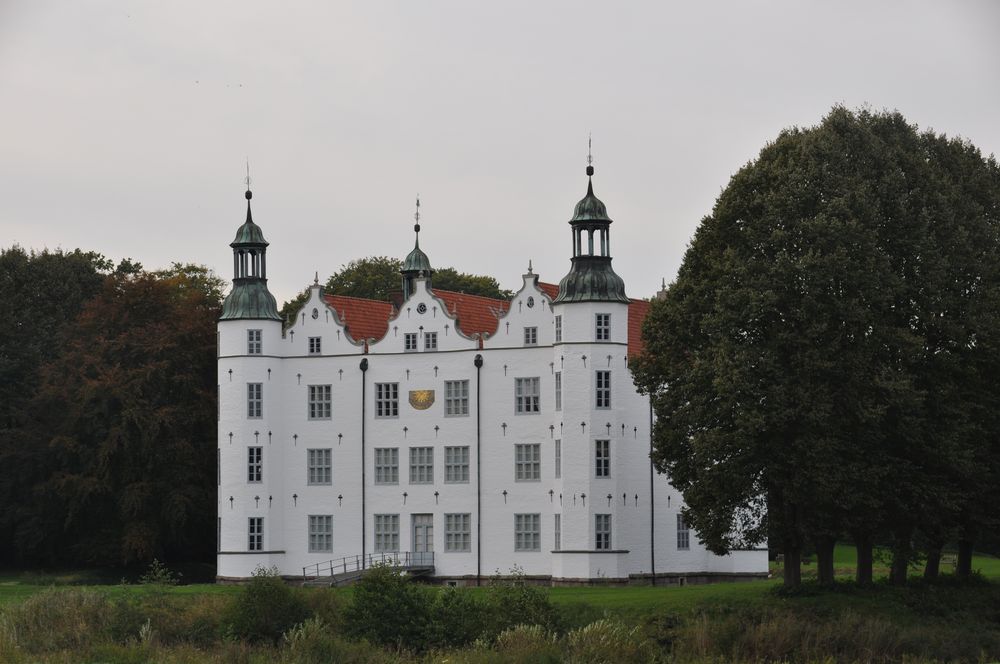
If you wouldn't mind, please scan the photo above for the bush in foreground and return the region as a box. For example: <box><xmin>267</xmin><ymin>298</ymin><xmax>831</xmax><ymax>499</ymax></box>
<box><xmin>223</xmin><ymin>565</ymin><xmax>309</xmax><ymax>644</ymax></box>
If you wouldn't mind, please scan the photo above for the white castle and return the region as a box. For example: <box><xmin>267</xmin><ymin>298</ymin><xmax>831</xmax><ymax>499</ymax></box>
<box><xmin>216</xmin><ymin>162</ymin><xmax>767</xmax><ymax>584</ymax></box>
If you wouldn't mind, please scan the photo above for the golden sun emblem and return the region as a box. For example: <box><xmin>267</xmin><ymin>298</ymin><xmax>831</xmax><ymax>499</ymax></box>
<box><xmin>408</xmin><ymin>390</ymin><xmax>435</xmax><ymax>410</ymax></box>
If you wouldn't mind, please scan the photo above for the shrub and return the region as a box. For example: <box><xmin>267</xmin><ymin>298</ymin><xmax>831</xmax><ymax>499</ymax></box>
<box><xmin>565</xmin><ymin>618</ymin><xmax>657</xmax><ymax>663</ymax></box>
<box><xmin>482</xmin><ymin>567</ymin><xmax>557</xmax><ymax>637</ymax></box>
<box><xmin>223</xmin><ymin>565</ymin><xmax>309</xmax><ymax>644</ymax></box>
<box><xmin>282</xmin><ymin>617</ymin><xmax>387</xmax><ymax>663</ymax></box>
<box><xmin>428</xmin><ymin>586</ymin><xmax>489</xmax><ymax>649</ymax></box>
<box><xmin>139</xmin><ymin>558</ymin><xmax>181</xmax><ymax>586</ymax></box>
<box><xmin>0</xmin><ymin>587</ymin><xmax>116</xmax><ymax>653</ymax></box>
<box><xmin>492</xmin><ymin>624</ymin><xmax>561</xmax><ymax>662</ymax></box>
<box><xmin>344</xmin><ymin>564</ymin><xmax>431</xmax><ymax>651</ymax></box>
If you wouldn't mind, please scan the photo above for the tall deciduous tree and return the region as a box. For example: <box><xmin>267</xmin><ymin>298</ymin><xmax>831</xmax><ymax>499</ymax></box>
<box><xmin>632</xmin><ymin>107</ymin><xmax>1000</xmax><ymax>588</ymax></box>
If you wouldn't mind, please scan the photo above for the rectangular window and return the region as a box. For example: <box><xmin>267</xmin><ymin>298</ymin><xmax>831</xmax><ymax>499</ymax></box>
<box><xmin>375</xmin><ymin>383</ymin><xmax>399</xmax><ymax>418</ymax></box>
<box><xmin>247</xmin><ymin>382</ymin><xmax>263</xmax><ymax>418</ymax></box>
<box><xmin>595</xmin><ymin>514</ymin><xmax>612</xmax><ymax>550</ymax></box>
<box><xmin>248</xmin><ymin>517</ymin><xmax>263</xmax><ymax>551</ymax></box>
<box><xmin>308</xmin><ymin>515</ymin><xmax>333</xmax><ymax>553</ymax></box>
<box><xmin>514</xmin><ymin>443</ymin><xmax>541</xmax><ymax>481</ymax></box>
<box><xmin>514</xmin><ymin>377</ymin><xmax>540</xmax><ymax>414</ymax></box>
<box><xmin>444</xmin><ymin>446</ymin><xmax>469</xmax><ymax>483</ymax></box>
<box><xmin>514</xmin><ymin>513</ymin><xmax>541</xmax><ymax>551</ymax></box>
<box><xmin>554</xmin><ymin>514</ymin><xmax>561</xmax><ymax>551</ymax></box>
<box><xmin>445</xmin><ymin>513</ymin><xmax>471</xmax><ymax>552</ymax></box>
<box><xmin>374</xmin><ymin>447</ymin><xmax>399</xmax><ymax>484</ymax></box>
<box><xmin>404</xmin><ymin>333</ymin><xmax>417</xmax><ymax>352</ymax></box>
<box><xmin>596</xmin><ymin>313</ymin><xmax>610</xmax><ymax>341</ymax></box>
<box><xmin>595</xmin><ymin>439</ymin><xmax>610</xmax><ymax>478</ymax></box>
<box><xmin>444</xmin><ymin>380</ymin><xmax>469</xmax><ymax>416</ymax></box>
<box><xmin>555</xmin><ymin>372</ymin><xmax>562</xmax><ymax>411</ymax></box>
<box><xmin>595</xmin><ymin>370</ymin><xmax>611</xmax><ymax>409</ymax></box>
<box><xmin>523</xmin><ymin>326</ymin><xmax>537</xmax><ymax>346</ymax></box>
<box><xmin>374</xmin><ymin>514</ymin><xmax>400</xmax><ymax>552</ymax></box>
<box><xmin>554</xmin><ymin>315</ymin><xmax>562</xmax><ymax>343</ymax></box>
<box><xmin>424</xmin><ymin>331</ymin><xmax>438</xmax><ymax>351</ymax></box>
<box><xmin>409</xmin><ymin>446</ymin><xmax>433</xmax><ymax>484</ymax></box>
<box><xmin>247</xmin><ymin>446</ymin><xmax>262</xmax><ymax>483</ymax></box>
<box><xmin>247</xmin><ymin>329</ymin><xmax>262</xmax><ymax>355</ymax></box>
<box><xmin>308</xmin><ymin>336</ymin><xmax>321</xmax><ymax>355</ymax></box>
<box><xmin>555</xmin><ymin>439</ymin><xmax>561</xmax><ymax>479</ymax></box>
<box><xmin>677</xmin><ymin>514</ymin><xmax>690</xmax><ymax>550</ymax></box>
<box><xmin>308</xmin><ymin>384</ymin><xmax>332</xmax><ymax>420</ymax></box>
<box><xmin>307</xmin><ymin>448</ymin><xmax>332</xmax><ymax>485</ymax></box>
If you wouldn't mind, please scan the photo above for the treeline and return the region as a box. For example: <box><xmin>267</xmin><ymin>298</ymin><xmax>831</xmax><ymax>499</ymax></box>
<box><xmin>0</xmin><ymin>248</ymin><xmax>221</xmax><ymax>567</ymax></box>
<box><xmin>633</xmin><ymin>106</ymin><xmax>1000</xmax><ymax>587</ymax></box>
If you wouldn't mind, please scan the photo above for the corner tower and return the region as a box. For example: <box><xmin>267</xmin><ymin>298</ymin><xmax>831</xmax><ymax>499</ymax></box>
<box><xmin>220</xmin><ymin>189</ymin><xmax>282</xmax><ymax>321</ymax></box>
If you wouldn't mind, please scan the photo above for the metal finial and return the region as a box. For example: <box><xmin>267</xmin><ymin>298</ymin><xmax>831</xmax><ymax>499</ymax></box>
<box><xmin>245</xmin><ymin>159</ymin><xmax>251</xmax><ymax>191</ymax></box>
<box><xmin>414</xmin><ymin>195</ymin><xmax>421</xmax><ymax>231</ymax></box>
<box><xmin>314</xmin><ymin>271</ymin><xmax>320</xmax><ymax>286</ymax></box>
<box><xmin>527</xmin><ymin>259</ymin><xmax>533</xmax><ymax>274</ymax></box>
<box><xmin>586</xmin><ymin>134</ymin><xmax>594</xmax><ymax>177</ymax></box>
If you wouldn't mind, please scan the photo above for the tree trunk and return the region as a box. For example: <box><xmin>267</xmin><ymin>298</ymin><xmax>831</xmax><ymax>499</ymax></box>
<box><xmin>890</xmin><ymin>538</ymin><xmax>910</xmax><ymax>586</ymax></box>
<box><xmin>815</xmin><ymin>536</ymin><xmax>836</xmax><ymax>586</ymax></box>
<box><xmin>924</xmin><ymin>545</ymin><xmax>942</xmax><ymax>580</ymax></box>
<box><xmin>783</xmin><ymin>542</ymin><xmax>802</xmax><ymax>588</ymax></box>
<box><xmin>956</xmin><ymin>538</ymin><xmax>974</xmax><ymax>579</ymax></box>
<box><xmin>855</xmin><ymin>534</ymin><xmax>873</xmax><ymax>586</ymax></box>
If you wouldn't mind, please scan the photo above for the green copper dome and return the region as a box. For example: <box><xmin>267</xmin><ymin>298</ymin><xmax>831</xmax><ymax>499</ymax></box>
<box><xmin>231</xmin><ymin>191</ymin><xmax>269</xmax><ymax>246</ymax></box>
<box><xmin>220</xmin><ymin>190</ymin><xmax>282</xmax><ymax>321</ymax></box>
<box><xmin>403</xmin><ymin>243</ymin><xmax>432</xmax><ymax>274</ymax></box>
<box><xmin>571</xmin><ymin>179</ymin><xmax>612</xmax><ymax>223</ymax></box>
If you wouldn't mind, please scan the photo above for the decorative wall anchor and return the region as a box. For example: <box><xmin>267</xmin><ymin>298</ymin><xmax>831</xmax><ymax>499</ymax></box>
<box><xmin>621</xmin><ymin>424</ymin><xmax>626</xmax><ymax>437</ymax></box>
<box><xmin>560</xmin><ymin>422</ymin><xmax>564</xmax><ymax>432</ymax></box>
<box><xmin>560</xmin><ymin>355</ymin><xmax>564</xmax><ymax>368</ymax></box>
<box><xmin>606</xmin><ymin>422</ymin><xmax>612</xmax><ymax>435</ymax></box>
<box><xmin>268</xmin><ymin>495</ymin><xmax>273</xmax><ymax>508</ymax></box>
<box><xmin>622</xmin><ymin>493</ymin><xmax>627</xmax><ymax>506</ymax></box>
<box><xmin>549</xmin><ymin>362</ymin><xmax>554</xmax><ymax>374</ymax></box>
<box><xmin>549</xmin><ymin>424</ymin><xmax>555</xmax><ymax>438</ymax></box>
<box><xmin>394</xmin><ymin>326</ymin><xmax>398</xmax><ymax>336</ymax></box>
<box><xmin>573</xmin><ymin>493</ymin><xmax>577</xmax><ymax>506</ymax></box>
<box><xmin>296</xmin><ymin>373</ymin><xmax>301</xmax><ymax>385</ymax></box>
<box><xmin>501</xmin><ymin>422</ymin><xmax>507</xmax><ymax>436</ymax></box>
<box><xmin>444</xmin><ymin>323</ymin><xmax>449</xmax><ymax>335</ymax></box>
<box><xmin>338</xmin><ymin>369</ymin><xmax>343</xmax><ymax>381</ymax></box>
<box><xmin>293</xmin><ymin>434</ymin><xmax>298</xmax><ymax>446</ymax></box>
<box><xmin>290</xmin><ymin>330</ymin><xmax>295</xmax><ymax>341</ymax></box>
<box><xmin>228</xmin><ymin>432</ymin><xmax>233</xmax><ymax>445</ymax></box>
<box><xmin>229</xmin><ymin>496</ymin><xmax>233</xmax><ymax>509</ymax></box>
<box><xmin>607</xmin><ymin>493</ymin><xmax>612</xmax><ymax>506</ymax></box>
<box><xmin>580</xmin><ymin>421</ymin><xmax>587</xmax><ymax>433</ymax></box>
<box><xmin>228</xmin><ymin>369</ymin><xmax>233</xmax><ymax>381</ymax></box>
<box><xmin>268</xmin><ymin>431</ymin><xmax>272</xmax><ymax>444</ymax></box>
<box><xmin>434</xmin><ymin>491</ymin><xmax>439</xmax><ymax>504</ymax></box>
<box><xmin>624</xmin><ymin>355</ymin><xmax>628</xmax><ymax>367</ymax></box>
<box><xmin>336</xmin><ymin>330</ymin><xmax>341</xmax><ymax>340</ymax></box>
<box><xmin>434</xmin><ymin>425</ymin><xmax>440</xmax><ymax>437</ymax></box>
<box><xmin>407</xmin><ymin>307</ymin><xmax>411</xmax><ymax>318</ymax></box>
<box><xmin>667</xmin><ymin>495</ymin><xmax>671</xmax><ymax>508</ymax></box>
<box><xmin>267</xmin><ymin>368</ymin><xmax>271</xmax><ymax>380</ymax></box>
<box><xmin>582</xmin><ymin>355</ymin><xmax>587</xmax><ymax>367</ymax></box>
<box><xmin>403</xmin><ymin>426</ymin><xmax>408</xmax><ymax>438</ymax></box>
<box><xmin>503</xmin><ymin>364</ymin><xmax>508</xmax><ymax>376</ymax></box>
<box><xmin>338</xmin><ymin>494</ymin><xmax>343</xmax><ymax>506</ymax></box>
<box><xmin>406</xmin><ymin>369</ymin><xmax>410</xmax><ymax>380</ymax></box>
<box><xmin>338</xmin><ymin>433</ymin><xmax>343</xmax><ymax>445</ymax></box>
<box><xmin>559</xmin><ymin>493</ymin><xmax>563</xmax><ymax>505</ymax></box>
<box><xmin>505</xmin><ymin>321</ymin><xmax>510</xmax><ymax>334</ymax></box>
<box><xmin>581</xmin><ymin>493</ymin><xmax>587</xmax><ymax>507</ymax></box>
<box><xmin>549</xmin><ymin>489</ymin><xmax>554</xmax><ymax>502</ymax></box>
<box><xmin>254</xmin><ymin>431</ymin><xmax>260</xmax><ymax>443</ymax></box>
<box><xmin>433</xmin><ymin>306</ymin><xmax>438</xmax><ymax>317</ymax></box>
<box><xmin>293</xmin><ymin>493</ymin><xmax>298</xmax><ymax>506</ymax></box>
<box><xmin>518</xmin><ymin>300</ymin><xmax>522</xmax><ymax>312</ymax></box>
<box><xmin>434</xmin><ymin>366</ymin><xmax>439</xmax><ymax>377</ymax></box>
<box><xmin>635</xmin><ymin>494</ymin><xmax>639</xmax><ymax>507</ymax></box>
<box><xmin>402</xmin><ymin>492</ymin><xmax>408</xmax><ymax>505</ymax></box>
<box><xmin>254</xmin><ymin>495</ymin><xmax>260</xmax><ymax>508</ymax></box>
<box><xmin>634</xmin><ymin>427</ymin><xmax>638</xmax><ymax>438</ymax></box>
<box><xmin>502</xmin><ymin>490</ymin><xmax>508</xmax><ymax>504</ymax></box>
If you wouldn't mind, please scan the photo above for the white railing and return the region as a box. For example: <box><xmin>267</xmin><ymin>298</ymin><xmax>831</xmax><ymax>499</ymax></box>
<box><xmin>302</xmin><ymin>551</ymin><xmax>435</xmax><ymax>582</ymax></box>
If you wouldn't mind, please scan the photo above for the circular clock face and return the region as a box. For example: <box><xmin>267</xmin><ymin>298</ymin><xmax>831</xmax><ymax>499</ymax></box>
<box><xmin>527</xmin><ymin>296</ymin><xmax>535</xmax><ymax>308</ymax></box>
<box><xmin>417</xmin><ymin>303</ymin><xmax>427</xmax><ymax>314</ymax></box>
<box><xmin>311</xmin><ymin>308</ymin><xmax>319</xmax><ymax>319</ymax></box>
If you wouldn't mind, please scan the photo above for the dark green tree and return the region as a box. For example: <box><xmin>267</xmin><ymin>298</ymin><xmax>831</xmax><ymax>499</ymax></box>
<box><xmin>632</xmin><ymin>107</ymin><xmax>1000</xmax><ymax>588</ymax></box>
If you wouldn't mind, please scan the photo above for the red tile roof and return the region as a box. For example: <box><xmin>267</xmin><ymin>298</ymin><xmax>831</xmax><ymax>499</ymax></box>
<box><xmin>627</xmin><ymin>299</ymin><xmax>652</xmax><ymax>358</ymax></box>
<box><xmin>538</xmin><ymin>282</ymin><xmax>560</xmax><ymax>300</ymax></box>
<box><xmin>432</xmin><ymin>289</ymin><xmax>510</xmax><ymax>338</ymax></box>
<box><xmin>324</xmin><ymin>294</ymin><xmax>395</xmax><ymax>342</ymax></box>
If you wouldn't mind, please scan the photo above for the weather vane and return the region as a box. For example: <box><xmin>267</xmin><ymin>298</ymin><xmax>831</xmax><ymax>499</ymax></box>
<box><xmin>587</xmin><ymin>133</ymin><xmax>593</xmax><ymax>166</ymax></box>
<box><xmin>414</xmin><ymin>194</ymin><xmax>421</xmax><ymax>225</ymax></box>
<box><xmin>245</xmin><ymin>159</ymin><xmax>252</xmax><ymax>190</ymax></box>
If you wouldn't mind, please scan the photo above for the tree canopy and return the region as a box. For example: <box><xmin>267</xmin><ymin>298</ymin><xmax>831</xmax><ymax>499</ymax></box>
<box><xmin>631</xmin><ymin>106</ymin><xmax>1000</xmax><ymax>587</ymax></box>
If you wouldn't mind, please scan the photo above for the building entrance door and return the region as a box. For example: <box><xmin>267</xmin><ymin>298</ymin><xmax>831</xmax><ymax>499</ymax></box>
<box><xmin>412</xmin><ymin>514</ymin><xmax>433</xmax><ymax>566</ymax></box>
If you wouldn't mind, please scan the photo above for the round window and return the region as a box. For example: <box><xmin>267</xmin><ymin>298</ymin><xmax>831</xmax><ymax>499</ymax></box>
<box><xmin>526</xmin><ymin>296</ymin><xmax>535</xmax><ymax>308</ymax></box>
<box><xmin>417</xmin><ymin>303</ymin><xmax>427</xmax><ymax>314</ymax></box>
<box><xmin>311</xmin><ymin>308</ymin><xmax>319</xmax><ymax>319</ymax></box>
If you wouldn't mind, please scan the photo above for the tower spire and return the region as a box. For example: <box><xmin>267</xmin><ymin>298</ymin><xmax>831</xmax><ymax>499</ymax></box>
<box><xmin>586</xmin><ymin>133</ymin><xmax>594</xmax><ymax>177</ymax></box>
<box><xmin>413</xmin><ymin>194</ymin><xmax>421</xmax><ymax>248</ymax></box>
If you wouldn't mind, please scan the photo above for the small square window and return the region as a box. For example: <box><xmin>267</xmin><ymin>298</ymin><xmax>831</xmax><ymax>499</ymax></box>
<box><xmin>523</xmin><ymin>326</ymin><xmax>537</xmax><ymax>346</ymax></box>
<box><xmin>374</xmin><ymin>514</ymin><xmax>399</xmax><ymax>552</ymax></box>
<box><xmin>595</xmin><ymin>514</ymin><xmax>612</xmax><ymax>550</ymax></box>
<box><xmin>308</xmin><ymin>336</ymin><xmax>321</xmax><ymax>355</ymax></box>
<box><xmin>445</xmin><ymin>446</ymin><xmax>469</xmax><ymax>483</ymax></box>
<box><xmin>514</xmin><ymin>513</ymin><xmax>540</xmax><ymax>551</ymax></box>
<box><xmin>409</xmin><ymin>446</ymin><xmax>433</xmax><ymax>484</ymax></box>
<box><xmin>514</xmin><ymin>443</ymin><xmax>541</xmax><ymax>481</ymax></box>
<box><xmin>425</xmin><ymin>332</ymin><xmax>438</xmax><ymax>351</ymax></box>
<box><xmin>375</xmin><ymin>447</ymin><xmax>399</xmax><ymax>484</ymax></box>
<box><xmin>404</xmin><ymin>333</ymin><xmax>418</xmax><ymax>352</ymax></box>
<box><xmin>445</xmin><ymin>513</ymin><xmax>471</xmax><ymax>552</ymax></box>
<box><xmin>248</xmin><ymin>517</ymin><xmax>263</xmax><ymax>551</ymax></box>
<box><xmin>375</xmin><ymin>383</ymin><xmax>399</xmax><ymax>418</ymax></box>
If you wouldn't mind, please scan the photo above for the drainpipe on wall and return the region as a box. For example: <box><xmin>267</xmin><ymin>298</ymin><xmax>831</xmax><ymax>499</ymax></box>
<box><xmin>474</xmin><ymin>353</ymin><xmax>484</xmax><ymax>585</ymax></box>
<box><xmin>649</xmin><ymin>400</ymin><xmax>656</xmax><ymax>586</ymax></box>
<box><xmin>360</xmin><ymin>356</ymin><xmax>369</xmax><ymax>567</ymax></box>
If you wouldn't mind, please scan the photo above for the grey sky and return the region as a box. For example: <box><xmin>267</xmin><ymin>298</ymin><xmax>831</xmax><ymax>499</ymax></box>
<box><xmin>2</xmin><ymin>1</ymin><xmax>998</xmax><ymax>305</ymax></box>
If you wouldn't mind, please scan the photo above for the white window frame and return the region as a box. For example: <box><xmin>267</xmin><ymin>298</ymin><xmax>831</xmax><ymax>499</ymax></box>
<box><xmin>247</xmin><ymin>329</ymin><xmax>262</xmax><ymax>355</ymax></box>
<box><xmin>595</xmin><ymin>370</ymin><xmax>611</xmax><ymax>409</ymax></box>
<box><xmin>375</xmin><ymin>383</ymin><xmax>399</xmax><ymax>418</ymax></box>
<box><xmin>555</xmin><ymin>439</ymin><xmax>561</xmax><ymax>479</ymax></box>
<box><xmin>248</xmin><ymin>517</ymin><xmax>263</xmax><ymax>551</ymax></box>
<box><xmin>374</xmin><ymin>514</ymin><xmax>399</xmax><ymax>552</ymax></box>
<box><xmin>444</xmin><ymin>445</ymin><xmax>469</xmax><ymax>483</ymax></box>
<box><xmin>307</xmin><ymin>448</ymin><xmax>332</xmax><ymax>485</ymax></box>
<box><xmin>595</xmin><ymin>439</ymin><xmax>611</xmax><ymax>478</ymax></box>
<box><xmin>514</xmin><ymin>443</ymin><xmax>541</xmax><ymax>482</ymax></box>
<box><xmin>444</xmin><ymin>380</ymin><xmax>469</xmax><ymax>416</ymax></box>
<box><xmin>308</xmin><ymin>336</ymin><xmax>321</xmax><ymax>355</ymax></box>
<box><xmin>554</xmin><ymin>315</ymin><xmax>562</xmax><ymax>343</ymax></box>
<box><xmin>677</xmin><ymin>514</ymin><xmax>690</xmax><ymax>550</ymax></box>
<box><xmin>409</xmin><ymin>446</ymin><xmax>433</xmax><ymax>484</ymax></box>
<box><xmin>595</xmin><ymin>514</ymin><xmax>612</xmax><ymax>550</ymax></box>
<box><xmin>514</xmin><ymin>513</ymin><xmax>541</xmax><ymax>551</ymax></box>
<box><xmin>247</xmin><ymin>446</ymin><xmax>262</xmax><ymax>483</ymax></box>
<box><xmin>308</xmin><ymin>515</ymin><xmax>333</xmax><ymax>553</ymax></box>
<box><xmin>308</xmin><ymin>384</ymin><xmax>332</xmax><ymax>420</ymax></box>
<box><xmin>554</xmin><ymin>513</ymin><xmax>561</xmax><ymax>551</ymax></box>
<box><xmin>404</xmin><ymin>333</ymin><xmax>418</xmax><ymax>352</ymax></box>
<box><xmin>555</xmin><ymin>372</ymin><xmax>562</xmax><ymax>411</ymax></box>
<box><xmin>595</xmin><ymin>313</ymin><xmax>610</xmax><ymax>341</ymax></box>
<box><xmin>514</xmin><ymin>377</ymin><xmax>540</xmax><ymax>414</ymax></box>
<box><xmin>444</xmin><ymin>513</ymin><xmax>471</xmax><ymax>552</ymax></box>
<box><xmin>374</xmin><ymin>447</ymin><xmax>399</xmax><ymax>485</ymax></box>
<box><xmin>424</xmin><ymin>331</ymin><xmax>438</xmax><ymax>351</ymax></box>
<box><xmin>523</xmin><ymin>326</ymin><xmax>538</xmax><ymax>346</ymax></box>
<box><xmin>247</xmin><ymin>382</ymin><xmax>263</xmax><ymax>419</ymax></box>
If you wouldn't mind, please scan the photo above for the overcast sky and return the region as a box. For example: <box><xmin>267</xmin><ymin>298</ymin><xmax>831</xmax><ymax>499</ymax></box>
<box><xmin>2</xmin><ymin>1</ymin><xmax>998</xmax><ymax>304</ymax></box>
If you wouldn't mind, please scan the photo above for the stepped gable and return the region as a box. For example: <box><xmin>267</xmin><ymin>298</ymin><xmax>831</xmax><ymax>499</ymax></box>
<box><xmin>627</xmin><ymin>298</ymin><xmax>651</xmax><ymax>358</ymax></box>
